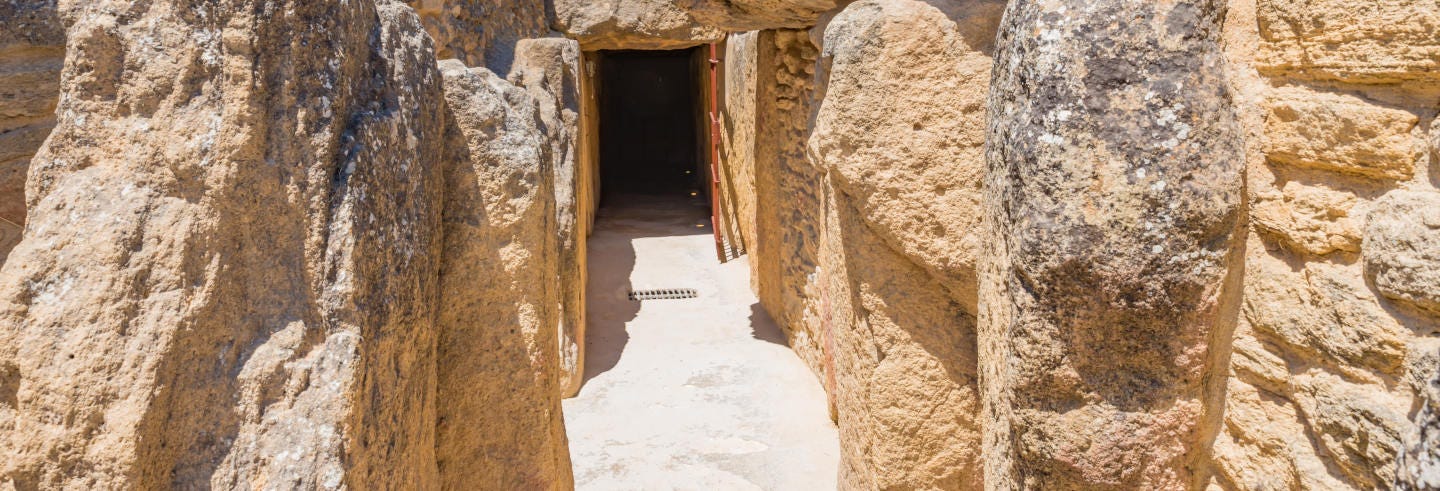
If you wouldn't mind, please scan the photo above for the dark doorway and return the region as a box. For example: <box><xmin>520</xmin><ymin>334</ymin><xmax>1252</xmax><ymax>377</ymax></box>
<box><xmin>598</xmin><ymin>49</ymin><xmax>704</xmax><ymax>199</ymax></box>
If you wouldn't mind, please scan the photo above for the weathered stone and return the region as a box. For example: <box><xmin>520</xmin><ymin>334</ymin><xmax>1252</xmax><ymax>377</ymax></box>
<box><xmin>435</xmin><ymin>59</ymin><xmax>572</xmax><ymax>489</ymax></box>
<box><xmin>551</xmin><ymin>0</ymin><xmax>723</xmax><ymax>50</ymax></box>
<box><xmin>750</xmin><ymin>28</ymin><xmax>825</xmax><ymax>383</ymax></box>
<box><xmin>1245</xmin><ymin>246</ymin><xmax>1409</xmax><ymax>378</ymax></box>
<box><xmin>0</xmin><ymin>1</ymin><xmax>448</xmax><ymax>488</ymax></box>
<box><xmin>1364</xmin><ymin>190</ymin><xmax>1440</xmax><ymax>316</ymax></box>
<box><xmin>0</xmin><ymin>0</ymin><xmax>63</xmax><ymax>261</ymax></box>
<box><xmin>1250</xmin><ymin>179</ymin><xmax>1362</xmax><ymax>256</ymax></box>
<box><xmin>1263</xmin><ymin>88</ymin><xmax>1422</xmax><ymax>181</ymax></box>
<box><xmin>982</xmin><ymin>0</ymin><xmax>1244</xmax><ymax>488</ymax></box>
<box><xmin>1398</xmin><ymin>352</ymin><xmax>1440</xmax><ymax>490</ymax></box>
<box><xmin>805</xmin><ymin>0</ymin><xmax>1002</xmax><ymax>487</ymax></box>
<box><xmin>678</xmin><ymin>0</ymin><xmax>840</xmax><ymax>30</ymax></box>
<box><xmin>507</xmin><ymin>38</ymin><xmax>590</xmax><ymax>398</ymax></box>
<box><xmin>1291</xmin><ymin>372</ymin><xmax>1409</xmax><ymax>489</ymax></box>
<box><xmin>811</xmin><ymin>0</ymin><xmax>1003</xmax><ymax>316</ymax></box>
<box><xmin>407</xmin><ymin>0</ymin><xmax>550</xmax><ymax>76</ymax></box>
<box><xmin>1255</xmin><ymin>0</ymin><xmax>1440</xmax><ymax>83</ymax></box>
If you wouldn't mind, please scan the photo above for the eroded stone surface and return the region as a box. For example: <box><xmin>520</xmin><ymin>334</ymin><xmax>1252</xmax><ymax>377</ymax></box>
<box><xmin>0</xmin><ymin>1</ymin><xmax>448</xmax><ymax>487</ymax></box>
<box><xmin>982</xmin><ymin>0</ymin><xmax>1244</xmax><ymax>488</ymax></box>
<box><xmin>0</xmin><ymin>0</ymin><xmax>63</xmax><ymax>262</ymax></box>
<box><xmin>1255</xmin><ymin>0</ymin><xmax>1440</xmax><ymax>83</ymax></box>
<box><xmin>436</xmin><ymin>59</ymin><xmax>573</xmax><ymax>489</ymax></box>
<box><xmin>807</xmin><ymin>0</ymin><xmax>1002</xmax><ymax>487</ymax></box>
<box><xmin>1263</xmin><ymin>88</ymin><xmax>1422</xmax><ymax>181</ymax></box>
<box><xmin>551</xmin><ymin>0</ymin><xmax>722</xmax><ymax>50</ymax></box>
<box><xmin>408</xmin><ymin>0</ymin><xmax>550</xmax><ymax>76</ymax></box>
<box><xmin>1364</xmin><ymin>190</ymin><xmax>1440</xmax><ymax>316</ymax></box>
<box><xmin>507</xmin><ymin>38</ymin><xmax>589</xmax><ymax>398</ymax></box>
<box><xmin>678</xmin><ymin>0</ymin><xmax>840</xmax><ymax>30</ymax></box>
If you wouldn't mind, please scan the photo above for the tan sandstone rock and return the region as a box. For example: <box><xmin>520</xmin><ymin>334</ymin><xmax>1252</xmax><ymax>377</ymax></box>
<box><xmin>506</xmin><ymin>38</ymin><xmax>590</xmax><ymax>398</ymax></box>
<box><xmin>0</xmin><ymin>0</ymin><xmax>63</xmax><ymax>262</ymax></box>
<box><xmin>1255</xmin><ymin>0</ymin><xmax>1440</xmax><ymax>84</ymax></box>
<box><xmin>1263</xmin><ymin>88</ymin><xmax>1423</xmax><ymax>181</ymax></box>
<box><xmin>551</xmin><ymin>0</ymin><xmax>723</xmax><ymax>50</ymax></box>
<box><xmin>983</xmin><ymin>0</ymin><xmax>1245</xmax><ymax>488</ymax></box>
<box><xmin>806</xmin><ymin>0</ymin><xmax>1002</xmax><ymax>487</ymax></box>
<box><xmin>1</xmin><ymin>1</ymin><xmax>449</xmax><ymax>487</ymax></box>
<box><xmin>407</xmin><ymin>0</ymin><xmax>550</xmax><ymax>75</ymax></box>
<box><xmin>1364</xmin><ymin>190</ymin><xmax>1440</xmax><ymax>316</ymax></box>
<box><xmin>678</xmin><ymin>0</ymin><xmax>841</xmax><ymax>30</ymax></box>
<box><xmin>435</xmin><ymin>59</ymin><xmax>573</xmax><ymax>489</ymax></box>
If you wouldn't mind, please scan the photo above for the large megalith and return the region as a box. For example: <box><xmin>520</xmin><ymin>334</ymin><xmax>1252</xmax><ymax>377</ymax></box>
<box><xmin>981</xmin><ymin>0</ymin><xmax>1245</xmax><ymax>488</ymax></box>
<box><xmin>0</xmin><ymin>0</ymin><xmax>448</xmax><ymax>488</ymax></box>
<box><xmin>435</xmin><ymin>59</ymin><xmax>573</xmax><ymax>489</ymax></box>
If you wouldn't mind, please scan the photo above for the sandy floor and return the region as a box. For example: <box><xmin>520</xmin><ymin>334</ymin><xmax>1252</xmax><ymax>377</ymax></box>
<box><xmin>563</xmin><ymin>194</ymin><xmax>839</xmax><ymax>490</ymax></box>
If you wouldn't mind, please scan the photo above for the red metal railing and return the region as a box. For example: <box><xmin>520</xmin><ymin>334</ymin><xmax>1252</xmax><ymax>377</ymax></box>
<box><xmin>708</xmin><ymin>43</ymin><xmax>726</xmax><ymax>263</ymax></box>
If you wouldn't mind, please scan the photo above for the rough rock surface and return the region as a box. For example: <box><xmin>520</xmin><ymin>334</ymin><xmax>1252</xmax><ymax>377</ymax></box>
<box><xmin>506</xmin><ymin>38</ymin><xmax>590</xmax><ymax>398</ymax></box>
<box><xmin>678</xmin><ymin>0</ymin><xmax>841</xmax><ymax>30</ymax></box>
<box><xmin>982</xmin><ymin>0</ymin><xmax>1244</xmax><ymax>488</ymax></box>
<box><xmin>551</xmin><ymin>0</ymin><xmax>722</xmax><ymax>50</ymax></box>
<box><xmin>0</xmin><ymin>1</ymin><xmax>449</xmax><ymax>488</ymax></box>
<box><xmin>435</xmin><ymin>59</ymin><xmax>572</xmax><ymax>489</ymax></box>
<box><xmin>1213</xmin><ymin>0</ymin><xmax>1440</xmax><ymax>488</ymax></box>
<box><xmin>408</xmin><ymin>0</ymin><xmax>550</xmax><ymax>76</ymax></box>
<box><xmin>1364</xmin><ymin>191</ymin><xmax>1440</xmax><ymax>316</ymax></box>
<box><xmin>1399</xmin><ymin>354</ymin><xmax>1440</xmax><ymax>490</ymax></box>
<box><xmin>0</xmin><ymin>0</ymin><xmax>63</xmax><ymax>262</ymax></box>
<box><xmin>1254</xmin><ymin>0</ymin><xmax>1440</xmax><ymax>84</ymax></box>
<box><xmin>805</xmin><ymin>0</ymin><xmax>1002</xmax><ymax>487</ymax></box>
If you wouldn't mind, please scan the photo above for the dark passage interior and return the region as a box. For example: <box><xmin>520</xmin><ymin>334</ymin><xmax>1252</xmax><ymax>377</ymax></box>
<box><xmin>597</xmin><ymin>49</ymin><xmax>705</xmax><ymax>200</ymax></box>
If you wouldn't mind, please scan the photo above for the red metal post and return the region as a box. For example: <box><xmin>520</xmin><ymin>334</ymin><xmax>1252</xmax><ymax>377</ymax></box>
<box><xmin>708</xmin><ymin>43</ymin><xmax>726</xmax><ymax>263</ymax></box>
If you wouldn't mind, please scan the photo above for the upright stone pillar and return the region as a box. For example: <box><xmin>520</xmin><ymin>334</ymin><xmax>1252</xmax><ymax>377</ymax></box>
<box><xmin>980</xmin><ymin>0</ymin><xmax>1244</xmax><ymax>488</ymax></box>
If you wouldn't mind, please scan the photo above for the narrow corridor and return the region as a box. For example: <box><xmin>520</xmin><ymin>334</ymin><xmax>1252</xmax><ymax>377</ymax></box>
<box><xmin>563</xmin><ymin>195</ymin><xmax>839</xmax><ymax>490</ymax></box>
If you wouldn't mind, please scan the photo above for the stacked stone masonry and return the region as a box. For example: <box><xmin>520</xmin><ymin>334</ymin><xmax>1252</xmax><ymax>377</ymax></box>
<box><xmin>0</xmin><ymin>0</ymin><xmax>1438</xmax><ymax>489</ymax></box>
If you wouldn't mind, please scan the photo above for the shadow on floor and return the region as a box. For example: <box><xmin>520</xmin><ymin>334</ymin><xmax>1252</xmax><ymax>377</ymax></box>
<box><xmin>749</xmin><ymin>303</ymin><xmax>790</xmax><ymax>347</ymax></box>
<box><xmin>581</xmin><ymin>234</ymin><xmax>637</xmax><ymax>386</ymax></box>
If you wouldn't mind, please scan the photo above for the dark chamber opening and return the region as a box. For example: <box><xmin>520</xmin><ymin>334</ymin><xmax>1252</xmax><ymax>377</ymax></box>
<box><xmin>597</xmin><ymin>49</ymin><xmax>704</xmax><ymax>200</ymax></box>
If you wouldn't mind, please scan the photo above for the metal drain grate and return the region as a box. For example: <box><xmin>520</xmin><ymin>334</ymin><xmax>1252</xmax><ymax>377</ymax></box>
<box><xmin>628</xmin><ymin>288</ymin><xmax>698</xmax><ymax>301</ymax></box>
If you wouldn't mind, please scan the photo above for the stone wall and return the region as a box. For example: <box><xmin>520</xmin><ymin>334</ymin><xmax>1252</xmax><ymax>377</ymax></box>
<box><xmin>1213</xmin><ymin>0</ymin><xmax>1440</xmax><ymax>489</ymax></box>
<box><xmin>0</xmin><ymin>0</ymin><xmax>63</xmax><ymax>263</ymax></box>
<box><xmin>407</xmin><ymin>0</ymin><xmax>550</xmax><ymax>76</ymax></box>
<box><xmin>0</xmin><ymin>1</ymin><xmax>450</xmax><ymax>487</ymax></box>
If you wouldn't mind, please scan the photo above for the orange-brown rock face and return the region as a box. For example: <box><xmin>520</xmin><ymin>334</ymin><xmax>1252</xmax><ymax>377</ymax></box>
<box><xmin>807</xmin><ymin>0</ymin><xmax>1003</xmax><ymax>488</ymax></box>
<box><xmin>1213</xmin><ymin>0</ymin><xmax>1440</xmax><ymax>489</ymax></box>
<box><xmin>0</xmin><ymin>0</ymin><xmax>62</xmax><ymax>263</ymax></box>
<box><xmin>982</xmin><ymin>0</ymin><xmax>1244</xmax><ymax>488</ymax></box>
<box><xmin>0</xmin><ymin>1</ymin><xmax>451</xmax><ymax>488</ymax></box>
<box><xmin>550</xmin><ymin>0</ymin><xmax>722</xmax><ymax>50</ymax></box>
<box><xmin>435</xmin><ymin>58</ymin><xmax>573</xmax><ymax>489</ymax></box>
<box><xmin>407</xmin><ymin>0</ymin><xmax>549</xmax><ymax>75</ymax></box>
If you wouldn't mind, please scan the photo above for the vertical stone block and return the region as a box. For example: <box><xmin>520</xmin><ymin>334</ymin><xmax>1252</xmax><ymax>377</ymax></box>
<box><xmin>982</xmin><ymin>0</ymin><xmax>1244</xmax><ymax>488</ymax></box>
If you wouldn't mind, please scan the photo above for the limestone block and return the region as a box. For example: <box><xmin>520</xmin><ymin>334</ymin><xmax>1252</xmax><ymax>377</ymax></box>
<box><xmin>1255</xmin><ymin>0</ymin><xmax>1440</xmax><ymax>83</ymax></box>
<box><xmin>436</xmin><ymin>59</ymin><xmax>572</xmax><ymax>489</ymax></box>
<box><xmin>1364</xmin><ymin>190</ymin><xmax>1440</xmax><ymax>316</ymax></box>
<box><xmin>1291</xmin><ymin>372</ymin><xmax>1408</xmax><ymax>489</ymax></box>
<box><xmin>1245</xmin><ymin>250</ymin><xmax>1409</xmax><ymax>378</ymax></box>
<box><xmin>0</xmin><ymin>1</ymin><xmax>449</xmax><ymax>488</ymax></box>
<box><xmin>811</xmin><ymin>0</ymin><xmax>1004</xmax><ymax>315</ymax></box>
<box><xmin>1211</xmin><ymin>377</ymin><xmax>1354</xmax><ymax>491</ymax></box>
<box><xmin>1397</xmin><ymin>352</ymin><xmax>1440</xmax><ymax>490</ymax></box>
<box><xmin>407</xmin><ymin>0</ymin><xmax>549</xmax><ymax>76</ymax></box>
<box><xmin>0</xmin><ymin>0</ymin><xmax>63</xmax><ymax>252</ymax></box>
<box><xmin>982</xmin><ymin>0</ymin><xmax>1244</xmax><ymax>487</ymax></box>
<box><xmin>551</xmin><ymin>0</ymin><xmax>723</xmax><ymax>50</ymax></box>
<box><xmin>507</xmin><ymin>38</ymin><xmax>588</xmax><ymax>398</ymax></box>
<box><xmin>1251</xmin><ymin>180</ymin><xmax>1361</xmax><ymax>256</ymax></box>
<box><xmin>678</xmin><ymin>0</ymin><xmax>840</xmax><ymax>30</ymax></box>
<box><xmin>1263</xmin><ymin>89</ymin><xmax>1422</xmax><ymax>181</ymax></box>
